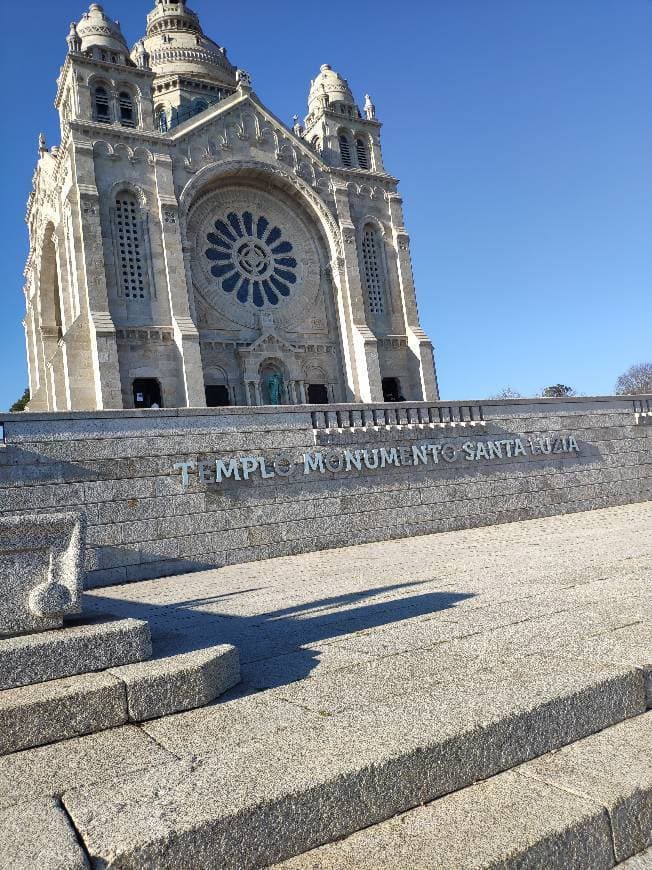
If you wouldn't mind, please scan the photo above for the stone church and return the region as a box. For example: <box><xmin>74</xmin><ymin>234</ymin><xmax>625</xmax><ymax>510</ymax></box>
<box><xmin>24</xmin><ymin>1</ymin><xmax>439</xmax><ymax>411</ymax></box>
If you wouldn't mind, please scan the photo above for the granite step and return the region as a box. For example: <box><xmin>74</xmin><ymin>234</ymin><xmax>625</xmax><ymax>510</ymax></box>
<box><xmin>0</xmin><ymin>645</ymin><xmax>240</xmax><ymax>755</ymax></box>
<box><xmin>59</xmin><ymin>654</ymin><xmax>648</xmax><ymax>869</ymax></box>
<box><xmin>277</xmin><ymin>711</ymin><xmax>652</xmax><ymax>869</ymax></box>
<box><xmin>0</xmin><ymin>618</ymin><xmax>152</xmax><ymax>690</ymax></box>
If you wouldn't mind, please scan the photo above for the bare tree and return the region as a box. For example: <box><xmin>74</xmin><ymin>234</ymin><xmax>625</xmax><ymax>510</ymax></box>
<box><xmin>615</xmin><ymin>363</ymin><xmax>652</xmax><ymax>395</ymax></box>
<box><xmin>541</xmin><ymin>385</ymin><xmax>576</xmax><ymax>398</ymax></box>
<box><xmin>490</xmin><ymin>387</ymin><xmax>523</xmax><ymax>400</ymax></box>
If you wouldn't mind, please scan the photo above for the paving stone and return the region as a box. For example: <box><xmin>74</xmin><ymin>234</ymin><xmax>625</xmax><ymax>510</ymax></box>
<box><xmin>108</xmin><ymin>644</ymin><xmax>240</xmax><ymax>721</ymax></box>
<box><xmin>520</xmin><ymin>712</ymin><xmax>652</xmax><ymax>862</ymax></box>
<box><xmin>0</xmin><ymin>797</ymin><xmax>89</xmax><ymax>870</ymax></box>
<box><xmin>0</xmin><ymin>618</ymin><xmax>152</xmax><ymax>690</ymax></box>
<box><xmin>619</xmin><ymin>847</ymin><xmax>652</xmax><ymax>868</ymax></box>
<box><xmin>275</xmin><ymin>770</ymin><xmax>614</xmax><ymax>870</ymax></box>
<box><xmin>0</xmin><ymin>671</ymin><xmax>127</xmax><ymax>755</ymax></box>
<box><xmin>0</xmin><ymin>725</ymin><xmax>175</xmax><ymax>811</ymax></box>
<box><xmin>61</xmin><ymin>659</ymin><xmax>644</xmax><ymax>869</ymax></box>
<box><xmin>142</xmin><ymin>692</ymin><xmax>323</xmax><ymax>757</ymax></box>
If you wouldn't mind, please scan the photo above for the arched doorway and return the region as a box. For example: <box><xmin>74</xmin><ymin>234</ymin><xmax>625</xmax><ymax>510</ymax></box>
<box><xmin>382</xmin><ymin>377</ymin><xmax>403</xmax><ymax>402</ymax></box>
<box><xmin>133</xmin><ymin>378</ymin><xmax>162</xmax><ymax>409</ymax></box>
<box><xmin>259</xmin><ymin>360</ymin><xmax>289</xmax><ymax>406</ymax></box>
<box><xmin>205</xmin><ymin>384</ymin><xmax>231</xmax><ymax>407</ymax></box>
<box><xmin>307</xmin><ymin>383</ymin><xmax>329</xmax><ymax>404</ymax></box>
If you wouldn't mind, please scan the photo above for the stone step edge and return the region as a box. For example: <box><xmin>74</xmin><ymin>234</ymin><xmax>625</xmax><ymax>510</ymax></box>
<box><xmin>0</xmin><ymin>617</ymin><xmax>153</xmax><ymax>691</ymax></box>
<box><xmin>0</xmin><ymin>645</ymin><xmax>240</xmax><ymax>755</ymax></box>
<box><xmin>275</xmin><ymin>711</ymin><xmax>652</xmax><ymax>869</ymax></box>
<box><xmin>61</xmin><ymin>666</ymin><xmax>648</xmax><ymax>869</ymax></box>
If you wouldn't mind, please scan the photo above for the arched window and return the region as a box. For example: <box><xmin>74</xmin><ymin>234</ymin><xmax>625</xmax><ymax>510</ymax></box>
<box><xmin>115</xmin><ymin>193</ymin><xmax>147</xmax><ymax>300</ymax></box>
<box><xmin>356</xmin><ymin>138</ymin><xmax>370</xmax><ymax>170</ymax></box>
<box><xmin>155</xmin><ymin>105</ymin><xmax>168</xmax><ymax>132</ymax></box>
<box><xmin>361</xmin><ymin>226</ymin><xmax>385</xmax><ymax>315</ymax></box>
<box><xmin>118</xmin><ymin>91</ymin><xmax>136</xmax><ymax>127</ymax></box>
<box><xmin>339</xmin><ymin>133</ymin><xmax>352</xmax><ymax>168</ymax></box>
<box><xmin>94</xmin><ymin>86</ymin><xmax>111</xmax><ymax>123</ymax></box>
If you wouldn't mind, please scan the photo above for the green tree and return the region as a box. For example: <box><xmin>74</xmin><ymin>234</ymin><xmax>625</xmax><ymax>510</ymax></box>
<box><xmin>541</xmin><ymin>384</ymin><xmax>576</xmax><ymax>398</ymax></box>
<box><xmin>9</xmin><ymin>389</ymin><xmax>30</xmax><ymax>412</ymax></box>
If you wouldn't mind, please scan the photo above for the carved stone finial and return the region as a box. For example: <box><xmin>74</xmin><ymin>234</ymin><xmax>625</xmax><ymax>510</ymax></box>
<box><xmin>38</xmin><ymin>133</ymin><xmax>48</xmax><ymax>157</ymax></box>
<box><xmin>292</xmin><ymin>115</ymin><xmax>304</xmax><ymax>137</ymax></box>
<box><xmin>236</xmin><ymin>68</ymin><xmax>252</xmax><ymax>92</ymax></box>
<box><xmin>134</xmin><ymin>39</ymin><xmax>151</xmax><ymax>69</ymax></box>
<box><xmin>66</xmin><ymin>22</ymin><xmax>82</xmax><ymax>54</ymax></box>
<box><xmin>364</xmin><ymin>94</ymin><xmax>376</xmax><ymax>120</ymax></box>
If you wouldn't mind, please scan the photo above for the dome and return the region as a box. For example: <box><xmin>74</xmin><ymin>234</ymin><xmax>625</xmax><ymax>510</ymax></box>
<box><xmin>308</xmin><ymin>64</ymin><xmax>356</xmax><ymax>114</ymax></box>
<box><xmin>135</xmin><ymin>0</ymin><xmax>236</xmax><ymax>89</ymax></box>
<box><xmin>76</xmin><ymin>4</ymin><xmax>129</xmax><ymax>54</ymax></box>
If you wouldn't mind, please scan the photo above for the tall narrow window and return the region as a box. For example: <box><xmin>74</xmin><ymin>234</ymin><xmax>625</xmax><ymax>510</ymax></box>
<box><xmin>115</xmin><ymin>194</ymin><xmax>147</xmax><ymax>300</ymax></box>
<box><xmin>118</xmin><ymin>91</ymin><xmax>136</xmax><ymax>127</ymax></box>
<box><xmin>339</xmin><ymin>134</ymin><xmax>352</xmax><ymax>168</ymax></box>
<box><xmin>356</xmin><ymin>138</ymin><xmax>370</xmax><ymax>169</ymax></box>
<box><xmin>361</xmin><ymin>227</ymin><xmax>385</xmax><ymax>315</ymax></box>
<box><xmin>94</xmin><ymin>86</ymin><xmax>111</xmax><ymax>123</ymax></box>
<box><xmin>155</xmin><ymin>106</ymin><xmax>168</xmax><ymax>132</ymax></box>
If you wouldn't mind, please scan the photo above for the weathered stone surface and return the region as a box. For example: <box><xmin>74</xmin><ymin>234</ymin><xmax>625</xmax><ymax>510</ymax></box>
<box><xmin>0</xmin><ymin>725</ymin><xmax>174</xmax><ymax>811</ymax></box>
<box><xmin>619</xmin><ymin>847</ymin><xmax>652</xmax><ymax>867</ymax></box>
<box><xmin>521</xmin><ymin>712</ymin><xmax>652</xmax><ymax>862</ymax></box>
<box><xmin>0</xmin><ymin>618</ymin><xmax>152</xmax><ymax>690</ymax></box>
<box><xmin>108</xmin><ymin>644</ymin><xmax>240</xmax><ymax>722</ymax></box>
<box><xmin>0</xmin><ymin>797</ymin><xmax>89</xmax><ymax>869</ymax></box>
<box><xmin>0</xmin><ymin>512</ymin><xmax>85</xmax><ymax>637</ymax></box>
<box><xmin>0</xmin><ymin>672</ymin><xmax>127</xmax><ymax>755</ymax></box>
<box><xmin>275</xmin><ymin>770</ymin><xmax>615</xmax><ymax>870</ymax></box>
<box><xmin>61</xmin><ymin>659</ymin><xmax>645</xmax><ymax>869</ymax></box>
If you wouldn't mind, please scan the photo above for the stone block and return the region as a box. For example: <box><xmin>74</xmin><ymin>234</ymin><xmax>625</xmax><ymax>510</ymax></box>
<box><xmin>0</xmin><ymin>725</ymin><xmax>174</xmax><ymax>811</ymax></box>
<box><xmin>0</xmin><ymin>672</ymin><xmax>127</xmax><ymax>755</ymax></box>
<box><xmin>0</xmin><ymin>798</ymin><xmax>89</xmax><ymax>870</ymax></box>
<box><xmin>618</xmin><ymin>847</ymin><xmax>652</xmax><ymax>868</ymax></box>
<box><xmin>520</xmin><ymin>712</ymin><xmax>652</xmax><ymax>862</ymax></box>
<box><xmin>61</xmin><ymin>659</ymin><xmax>645</xmax><ymax>869</ymax></box>
<box><xmin>108</xmin><ymin>644</ymin><xmax>240</xmax><ymax>722</ymax></box>
<box><xmin>0</xmin><ymin>618</ymin><xmax>152</xmax><ymax>691</ymax></box>
<box><xmin>276</xmin><ymin>769</ymin><xmax>614</xmax><ymax>869</ymax></box>
<box><xmin>0</xmin><ymin>512</ymin><xmax>85</xmax><ymax>637</ymax></box>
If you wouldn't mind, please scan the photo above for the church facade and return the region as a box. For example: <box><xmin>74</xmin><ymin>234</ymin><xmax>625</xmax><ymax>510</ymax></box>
<box><xmin>23</xmin><ymin>1</ymin><xmax>439</xmax><ymax>411</ymax></box>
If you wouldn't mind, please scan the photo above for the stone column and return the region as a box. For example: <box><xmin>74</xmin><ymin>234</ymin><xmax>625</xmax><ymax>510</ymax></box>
<box><xmin>154</xmin><ymin>155</ymin><xmax>205</xmax><ymax>408</ymax></box>
<box><xmin>332</xmin><ymin>185</ymin><xmax>383</xmax><ymax>402</ymax></box>
<box><xmin>299</xmin><ymin>381</ymin><xmax>307</xmax><ymax>404</ymax></box>
<box><xmin>71</xmin><ymin>142</ymin><xmax>123</xmax><ymax>409</ymax></box>
<box><xmin>386</xmin><ymin>193</ymin><xmax>439</xmax><ymax>401</ymax></box>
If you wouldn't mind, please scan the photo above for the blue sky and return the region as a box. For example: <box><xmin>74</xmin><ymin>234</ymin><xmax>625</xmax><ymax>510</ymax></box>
<box><xmin>1</xmin><ymin>0</ymin><xmax>650</xmax><ymax>409</ymax></box>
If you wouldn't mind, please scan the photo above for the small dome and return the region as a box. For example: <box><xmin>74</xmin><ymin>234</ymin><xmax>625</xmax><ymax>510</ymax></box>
<box><xmin>308</xmin><ymin>64</ymin><xmax>356</xmax><ymax>114</ymax></box>
<box><xmin>136</xmin><ymin>0</ymin><xmax>236</xmax><ymax>89</ymax></box>
<box><xmin>76</xmin><ymin>4</ymin><xmax>129</xmax><ymax>54</ymax></box>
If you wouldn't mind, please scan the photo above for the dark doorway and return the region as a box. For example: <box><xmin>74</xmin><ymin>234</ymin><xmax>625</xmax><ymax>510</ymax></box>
<box><xmin>205</xmin><ymin>385</ymin><xmax>231</xmax><ymax>407</ymax></box>
<box><xmin>382</xmin><ymin>377</ymin><xmax>402</xmax><ymax>402</ymax></box>
<box><xmin>307</xmin><ymin>384</ymin><xmax>329</xmax><ymax>404</ymax></box>
<box><xmin>133</xmin><ymin>378</ymin><xmax>162</xmax><ymax>409</ymax></box>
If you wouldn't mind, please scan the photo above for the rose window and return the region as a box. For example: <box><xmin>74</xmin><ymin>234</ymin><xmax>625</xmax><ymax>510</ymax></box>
<box><xmin>205</xmin><ymin>211</ymin><xmax>298</xmax><ymax>308</ymax></box>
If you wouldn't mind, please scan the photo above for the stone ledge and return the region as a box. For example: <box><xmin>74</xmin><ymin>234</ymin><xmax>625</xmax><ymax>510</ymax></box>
<box><xmin>0</xmin><ymin>672</ymin><xmax>127</xmax><ymax>756</ymax></box>
<box><xmin>108</xmin><ymin>644</ymin><xmax>240</xmax><ymax>722</ymax></box>
<box><xmin>0</xmin><ymin>797</ymin><xmax>90</xmax><ymax>870</ymax></box>
<box><xmin>60</xmin><ymin>662</ymin><xmax>646</xmax><ymax>868</ymax></box>
<box><xmin>0</xmin><ymin>618</ymin><xmax>152</xmax><ymax>691</ymax></box>
<box><xmin>277</xmin><ymin>712</ymin><xmax>652</xmax><ymax>869</ymax></box>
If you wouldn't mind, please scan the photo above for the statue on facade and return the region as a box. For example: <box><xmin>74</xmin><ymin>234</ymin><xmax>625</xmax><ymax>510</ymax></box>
<box><xmin>266</xmin><ymin>373</ymin><xmax>284</xmax><ymax>406</ymax></box>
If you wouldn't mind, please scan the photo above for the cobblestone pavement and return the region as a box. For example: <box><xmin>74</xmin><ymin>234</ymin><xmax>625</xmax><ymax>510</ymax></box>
<box><xmin>85</xmin><ymin>502</ymin><xmax>652</xmax><ymax>694</ymax></box>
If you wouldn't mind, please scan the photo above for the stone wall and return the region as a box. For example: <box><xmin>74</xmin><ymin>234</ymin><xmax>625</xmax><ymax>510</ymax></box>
<box><xmin>0</xmin><ymin>396</ymin><xmax>650</xmax><ymax>589</ymax></box>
